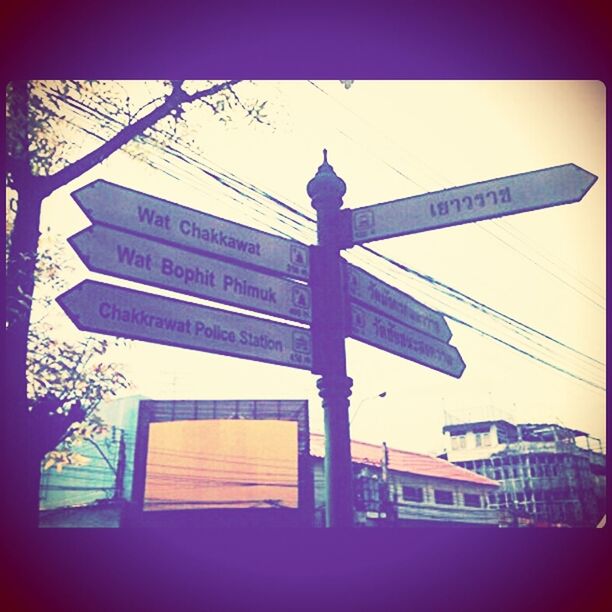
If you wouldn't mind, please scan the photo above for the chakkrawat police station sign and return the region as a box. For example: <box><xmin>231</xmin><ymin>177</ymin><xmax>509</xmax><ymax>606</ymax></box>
<box><xmin>58</xmin><ymin>280</ymin><xmax>313</xmax><ymax>370</ymax></box>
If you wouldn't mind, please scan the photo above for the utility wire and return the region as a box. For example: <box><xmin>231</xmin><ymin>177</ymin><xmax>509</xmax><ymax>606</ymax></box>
<box><xmin>305</xmin><ymin>80</ymin><xmax>606</xmax><ymax>308</ymax></box>
<box><xmin>37</xmin><ymin>82</ymin><xmax>606</xmax><ymax>391</ymax></box>
<box><xmin>59</xmin><ymin>89</ymin><xmax>604</xmax><ymax>388</ymax></box>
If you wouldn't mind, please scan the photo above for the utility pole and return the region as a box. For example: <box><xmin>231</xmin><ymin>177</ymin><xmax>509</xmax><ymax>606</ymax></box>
<box><xmin>308</xmin><ymin>150</ymin><xmax>354</xmax><ymax>527</ymax></box>
<box><xmin>380</xmin><ymin>441</ymin><xmax>393</xmax><ymax>524</ymax></box>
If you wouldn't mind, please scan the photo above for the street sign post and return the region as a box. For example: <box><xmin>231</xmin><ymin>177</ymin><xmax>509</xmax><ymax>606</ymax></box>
<box><xmin>307</xmin><ymin>152</ymin><xmax>354</xmax><ymax>528</ymax></box>
<box><xmin>343</xmin><ymin>261</ymin><xmax>451</xmax><ymax>342</ymax></box>
<box><xmin>348</xmin><ymin>304</ymin><xmax>465</xmax><ymax>378</ymax></box>
<box><xmin>69</xmin><ymin>225</ymin><xmax>311</xmax><ymax>324</ymax></box>
<box><xmin>342</xmin><ymin>164</ymin><xmax>598</xmax><ymax>245</ymax></box>
<box><xmin>72</xmin><ymin>179</ymin><xmax>310</xmax><ymax>280</ymax></box>
<box><xmin>57</xmin><ymin>280</ymin><xmax>313</xmax><ymax>371</ymax></box>
<box><xmin>57</xmin><ymin>153</ymin><xmax>597</xmax><ymax>529</ymax></box>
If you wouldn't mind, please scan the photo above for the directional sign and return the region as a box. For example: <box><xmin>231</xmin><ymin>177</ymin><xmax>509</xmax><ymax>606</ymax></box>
<box><xmin>348</xmin><ymin>303</ymin><xmax>465</xmax><ymax>378</ymax></box>
<box><xmin>72</xmin><ymin>179</ymin><xmax>310</xmax><ymax>280</ymax></box>
<box><xmin>57</xmin><ymin>280</ymin><xmax>313</xmax><ymax>370</ymax></box>
<box><xmin>69</xmin><ymin>225</ymin><xmax>311</xmax><ymax>324</ymax></box>
<box><xmin>343</xmin><ymin>261</ymin><xmax>451</xmax><ymax>342</ymax></box>
<box><xmin>342</xmin><ymin>164</ymin><xmax>598</xmax><ymax>245</ymax></box>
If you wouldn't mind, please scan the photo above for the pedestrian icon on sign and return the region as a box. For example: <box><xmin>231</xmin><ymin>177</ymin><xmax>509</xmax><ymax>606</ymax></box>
<box><xmin>291</xmin><ymin>244</ymin><xmax>308</xmax><ymax>267</ymax></box>
<box><xmin>292</xmin><ymin>286</ymin><xmax>310</xmax><ymax>309</ymax></box>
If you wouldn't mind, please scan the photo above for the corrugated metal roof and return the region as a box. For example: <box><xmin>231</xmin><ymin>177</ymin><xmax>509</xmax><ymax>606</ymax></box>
<box><xmin>310</xmin><ymin>433</ymin><xmax>498</xmax><ymax>488</ymax></box>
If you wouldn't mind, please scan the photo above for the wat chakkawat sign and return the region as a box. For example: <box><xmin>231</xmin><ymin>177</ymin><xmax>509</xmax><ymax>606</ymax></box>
<box><xmin>72</xmin><ymin>179</ymin><xmax>310</xmax><ymax>280</ymax></box>
<box><xmin>57</xmin><ymin>280</ymin><xmax>313</xmax><ymax>370</ymax></box>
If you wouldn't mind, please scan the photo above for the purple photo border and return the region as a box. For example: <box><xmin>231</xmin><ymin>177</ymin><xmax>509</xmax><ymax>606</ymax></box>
<box><xmin>1</xmin><ymin>1</ymin><xmax>610</xmax><ymax>610</ymax></box>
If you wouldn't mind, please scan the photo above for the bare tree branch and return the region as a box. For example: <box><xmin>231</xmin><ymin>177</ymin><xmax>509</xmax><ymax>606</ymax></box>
<box><xmin>42</xmin><ymin>79</ymin><xmax>241</xmax><ymax>195</ymax></box>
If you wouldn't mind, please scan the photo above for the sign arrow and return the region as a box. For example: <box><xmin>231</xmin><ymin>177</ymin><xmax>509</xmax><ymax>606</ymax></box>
<box><xmin>71</xmin><ymin>179</ymin><xmax>310</xmax><ymax>280</ymax></box>
<box><xmin>343</xmin><ymin>261</ymin><xmax>451</xmax><ymax>342</ymax></box>
<box><xmin>342</xmin><ymin>163</ymin><xmax>597</xmax><ymax>245</ymax></box>
<box><xmin>57</xmin><ymin>280</ymin><xmax>313</xmax><ymax>371</ymax></box>
<box><xmin>69</xmin><ymin>225</ymin><xmax>311</xmax><ymax>324</ymax></box>
<box><xmin>348</xmin><ymin>303</ymin><xmax>465</xmax><ymax>378</ymax></box>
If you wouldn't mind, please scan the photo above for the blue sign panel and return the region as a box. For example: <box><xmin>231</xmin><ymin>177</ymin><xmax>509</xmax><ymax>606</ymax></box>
<box><xmin>343</xmin><ymin>164</ymin><xmax>597</xmax><ymax>245</ymax></box>
<box><xmin>69</xmin><ymin>225</ymin><xmax>311</xmax><ymax>324</ymax></box>
<box><xmin>57</xmin><ymin>280</ymin><xmax>313</xmax><ymax>371</ymax></box>
<box><xmin>343</xmin><ymin>261</ymin><xmax>451</xmax><ymax>342</ymax></box>
<box><xmin>72</xmin><ymin>179</ymin><xmax>310</xmax><ymax>280</ymax></box>
<box><xmin>348</xmin><ymin>303</ymin><xmax>465</xmax><ymax>378</ymax></box>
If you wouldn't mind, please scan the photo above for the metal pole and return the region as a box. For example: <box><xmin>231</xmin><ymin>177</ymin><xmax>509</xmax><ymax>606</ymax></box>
<box><xmin>308</xmin><ymin>150</ymin><xmax>354</xmax><ymax>527</ymax></box>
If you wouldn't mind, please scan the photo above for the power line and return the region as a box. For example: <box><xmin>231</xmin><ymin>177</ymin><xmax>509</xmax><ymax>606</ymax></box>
<box><xmin>37</xmin><ymin>82</ymin><xmax>606</xmax><ymax>392</ymax></box>
<box><xmin>305</xmin><ymin>80</ymin><xmax>606</xmax><ymax>308</ymax></box>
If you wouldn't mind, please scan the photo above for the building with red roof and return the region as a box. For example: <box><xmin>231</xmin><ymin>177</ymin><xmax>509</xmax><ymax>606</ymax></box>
<box><xmin>310</xmin><ymin>433</ymin><xmax>499</xmax><ymax>527</ymax></box>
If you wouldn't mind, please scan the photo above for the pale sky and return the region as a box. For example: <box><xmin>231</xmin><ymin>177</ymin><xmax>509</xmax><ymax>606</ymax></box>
<box><xmin>36</xmin><ymin>80</ymin><xmax>606</xmax><ymax>455</ymax></box>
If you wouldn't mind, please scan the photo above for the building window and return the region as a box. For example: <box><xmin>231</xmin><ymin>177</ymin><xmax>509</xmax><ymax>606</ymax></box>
<box><xmin>475</xmin><ymin>433</ymin><xmax>482</xmax><ymax>447</ymax></box>
<box><xmin>459</xmin><ymin>436</ymin><xmax>466</xmax><ymax>449</ymax></box>
<box><xmin>451</xmin><ymin>437</ymin><xmax>460</xmax><ymax>450</ymax></box>
<box><xmin>402</xmin><ymin>486</ymin><xmax>424</xmax><ymax>502</ymax></box>
<box><xmin>464</xmin><ymin>493</ymin><xmax>481</xmax><ymax>508</ymax></box>
<box><xmin>483</xmin><ymin>432</ymin><xmax>491</xmax><ymax>446</ymax></box>
<box><xmin>434</xmin><ymin>490</ymin><xmax>454</xmax><ymax>505</ymax></box>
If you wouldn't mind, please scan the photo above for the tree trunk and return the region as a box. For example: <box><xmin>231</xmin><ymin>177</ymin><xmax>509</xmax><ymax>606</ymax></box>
<box><xmin>5</xmin><ymin>175</ymin><xmax>46</xmax><ymax>529</ymax></box>
<box><xmin>4</xmin><ymin>79</ymin><xmax>240</xmax><ymax>527</ymax></box>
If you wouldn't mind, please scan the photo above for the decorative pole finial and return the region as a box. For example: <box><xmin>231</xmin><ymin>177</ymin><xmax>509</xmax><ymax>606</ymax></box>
<box><xmin>307</xmin><ymin>149</ymin><xmax>347</xmax><ymax>209</ymax></box>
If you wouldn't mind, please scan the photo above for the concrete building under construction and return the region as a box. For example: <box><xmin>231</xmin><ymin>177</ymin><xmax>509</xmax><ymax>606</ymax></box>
<box><xmin>441</xmin><ymin>419</ymin><xmax>605</xmax><ymax>527</ymax></box>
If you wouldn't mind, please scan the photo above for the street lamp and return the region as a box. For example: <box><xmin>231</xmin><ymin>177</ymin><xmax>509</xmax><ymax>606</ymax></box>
<box><xmin>350</xmin><ymin>391</ymin><xmax>387</xmax><ymax>425</ymax></box>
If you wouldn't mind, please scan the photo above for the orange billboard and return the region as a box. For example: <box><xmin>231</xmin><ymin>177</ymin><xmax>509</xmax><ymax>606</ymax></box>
<box><xmin>143</xmin><ymin>419</ymin><xmax>298</xmax><ymax>511</ymax></box>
